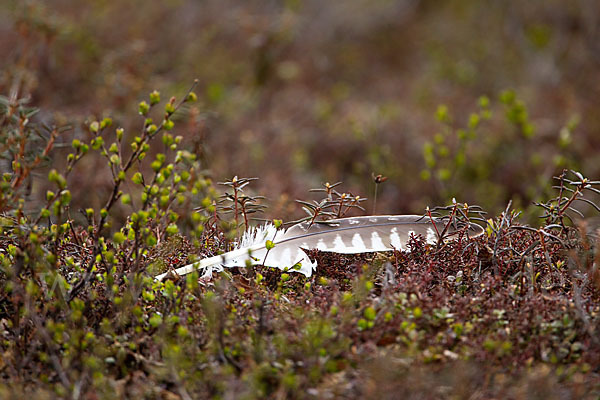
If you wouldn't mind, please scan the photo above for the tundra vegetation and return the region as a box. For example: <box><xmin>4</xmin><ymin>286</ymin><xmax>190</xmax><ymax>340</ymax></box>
<box><xmin>1</xmin><ymin>1</ymin><xmax>599</xmax><ymax>398</ymax></box>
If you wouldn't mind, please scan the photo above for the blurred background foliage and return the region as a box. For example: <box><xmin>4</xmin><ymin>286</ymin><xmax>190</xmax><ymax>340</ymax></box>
<box><xmin>1</xmin><ymin>0</ymin><xmax>599</xmax><ymax>222</ymax></box>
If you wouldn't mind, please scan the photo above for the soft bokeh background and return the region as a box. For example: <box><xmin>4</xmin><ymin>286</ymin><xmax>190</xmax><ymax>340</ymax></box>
<box><xmin>2</xmin><ymin>0</ymin><xmax>599</xmax><ymax>221</ymax></box>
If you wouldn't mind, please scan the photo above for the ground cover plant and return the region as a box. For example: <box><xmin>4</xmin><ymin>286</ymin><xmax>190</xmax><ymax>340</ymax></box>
<box><xmin>0</xmin><ymin>88</ymin><xmax>599</xmax><ymax>399</ymax></box>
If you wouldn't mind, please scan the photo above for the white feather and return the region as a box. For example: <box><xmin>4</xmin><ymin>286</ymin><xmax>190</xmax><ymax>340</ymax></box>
<box><xmin>239</xmin><ymin>223</ymin><xmax>278</xmax><ymax>248</ymax></box>
<box><xmin>154</xmin><ymin>215</ymin><xmax>484</xmax><ymax>280</ymax></box>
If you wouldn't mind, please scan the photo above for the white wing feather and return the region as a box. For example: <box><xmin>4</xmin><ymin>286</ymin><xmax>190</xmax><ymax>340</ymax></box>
<box><xmin>155</xmin><ymin>215</ymin><xmax>483</xmax><ymax>280</ymax></box>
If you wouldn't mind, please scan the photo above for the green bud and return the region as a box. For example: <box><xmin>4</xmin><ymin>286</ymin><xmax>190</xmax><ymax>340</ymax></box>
<box><xmin>60</xmin><ymin>190</ymin><xmax>72</xmax><ymax>205</ymax></box>
<box><xmin>149</xmin><ymin>90</ymin><xmax>161</xmax><ymax>105</ymax></box>
<box><xmin>163</xmin><ymin>119</ymin><xmax>174</xmax><ymax>131</ymax></box>
<box><xmin>113</xmin><ymin>232</ymin><xmax>126</xmax><ymax>245</ymax></box>
<box><xmin>151</xmin><ymin>160</ymin><xmax>162</xmax><ymax>172</ymax></box>
<box><xmin>159</xmin><ymin>195</ymin><xmax>169</xmax><ymax>207</ymax></box>
<box><xmin>149</xmin><ymin>313</ymin><xmax>162</xmax><ymax>328</ymax></box>
<box><xmin>48</xmin><ymin>169</ymin><xmax>66</xmax><ymax>189</ymax></box>
<box><xmin>91</xmin><ymin>136</ymin><xmax>104</xmax><ymax>150</ymax></box>
<box><xmin>162</xmin><ymin>133</ymin><xmax>173</xmax><ymax>146</ymax></box>
<box><xmin>138</xmin><ymin>101</ymin><xmax>150</xmax><ymax>115</ymax></box>
<box><xmin>132</xmin><ymin>172</ymin><xmax>144</xmax><ymax>185</ymax></box>
<box><xmin>89</xmin><ymin>121</ymin><xmax>99</xmax><ymax>133</ymax></box>
<box><xmin>7</xmin><ymin>244</ymin><xmax>17</xmax><ymax>257</ymax></box>
<box><xmin>121</xmin><ymin>194</ymin><xmax>131</xmax><ymax>205</ymax></box>
<box><xmin>468</xmin><ymin>113</ymin><xmax>480</xmax><ymax>130</ymax></box>
<box><xmin>413</xmin><ymin>307</ymin><xmax>423</xmax><ymax>318</ymax></box>
<box><xmin>478</xmin><ymin>95</ymin><xmax>490</xmax><ymax>108</ymax></box>
<box><xmin>146</xmin><ymin>233</ymin><xmax>157</xmax><ymax>247</ymax></box>
<box><xmin>186</xmin><ymin>92</ymin><xmax>197</xmax><ymax>102</ymax></box>
<box><xmin>364</xmin><ymin>306</ymin><xmax>376</xmax><ymax>321</ymax></box>
<box><xmin>100</xmin><ymin>117</ymin><xmax>112</xmax><ymax>129</ymax></box>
